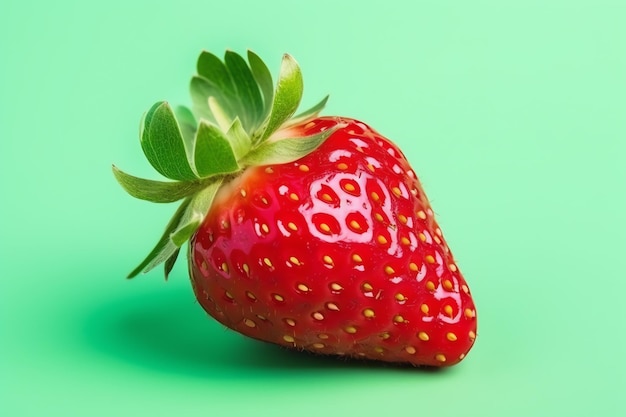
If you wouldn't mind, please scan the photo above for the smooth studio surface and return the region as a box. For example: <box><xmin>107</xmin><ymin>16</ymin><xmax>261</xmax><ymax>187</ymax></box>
<box><xmin>1</xmin><ymin>1</ymin><xmax>625</xmax><ymax>416</ymax></box>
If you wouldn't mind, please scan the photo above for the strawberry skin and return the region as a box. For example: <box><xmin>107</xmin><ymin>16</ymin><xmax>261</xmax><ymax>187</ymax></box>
<box><xmin>189</xmin><ymin>116</ymin><xmax>477</xmax><ymax>367</ymax></box>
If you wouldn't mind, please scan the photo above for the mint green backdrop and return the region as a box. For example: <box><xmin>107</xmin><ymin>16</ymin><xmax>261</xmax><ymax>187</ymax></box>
<box><xmin>2</xmin><ymin>1</ymin><xmax>625</xmax><ymax>416</ymax></box>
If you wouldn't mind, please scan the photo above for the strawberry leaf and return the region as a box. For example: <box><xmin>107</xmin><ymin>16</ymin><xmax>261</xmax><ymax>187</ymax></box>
<box><xmin>163</xmin><ymin>248</ymin><xmax>180</xmax><ymax>280</ymax></box>
<box><xmin>197</xmin><ymin>51</ymin><xmax>236</xmax><ymax>97</ymax></box>
<box><xmin>224</xmin><ymin>51</ymin><xmax>264</xmax><ymax>133</ymax></box>
<box><xmin>193</xmin><ymin>121</ymin><xmax>240</xmax><ymax>178</ymax></box>
<box><xmin>128</xmin><ymin>178</ymin><xmax>223</xmax><ymax>278</ymax></box>
<box><xmin>190</xmin><ymin>76</ymin><xmax>236</xmax><ymax>125</ymax></box>
<box><xmin>287</xmin><ymin>95</ymin><xmax>329</xmax><ymax>127</ymax></box>
<box><xmin>140</xmin><ymin>102</ymin><xmax>198</xmax><ymax>181</ymax></box>
<box><xmin>247</xmin><ymin>50</ymin><xmax>274</xmax><ymax>118</ymax></box>
<box><xmin>112</xmin><ymin>165</ymin><xmax>203</xmax><ymax>203</ymax></box>
<box><xmin>241</xmin><ymin>128</ymin><xmax>335</xmax><ymax>166</ymax></box>
<box><xmin>226</xmin><ymin>117</ymin><xmax>252</xmax><ymax>160</ymax></box>
<box><xmin>260</xmin><ymin>54</ymin><xmax>303</xmax><ymax>141</ymax></box>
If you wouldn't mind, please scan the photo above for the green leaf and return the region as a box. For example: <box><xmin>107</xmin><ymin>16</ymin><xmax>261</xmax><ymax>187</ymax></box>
<box><xmin>197</xmin><ymin>51</ymin><xmax>235</xmax><ymax>96</ymax></box>
<box><xmin>127</xmin><ymin>197</ymin><xmax>191</xmax><ymax>278</ymax></box>
<box><xmin>288</xmin><ymin>95</ymin><xmax>329</xmax><ymax>126</ymax></box>
<box><xmin>226</xmin><ymin>117</ymin><xmax>252</xmax><ymax>160</ymax></box>
<box><xmin>169</xmin><ymin>179</ymin><xmax>223</xmax><ymax>247</ymax></box>
<box><xmin>247</xmin><ymin>50</ymin><xmax>274</xmax><ymax>117</ymax></box>
<box><xmin>224</xmin><ymin>51</ymin><xmax>264</xmax><ymax>132</ymax></box>
<box><xmin>163</xmin><ymin>248</ymin><xmax>180</xmax><ymax>280</ymax></box>
<box><xmin>241</xmin><ymin>128</ymin><xmax>335</xmax><ymax>167</ymax></box>
<box><xmin>128</xmin><ymin>178</ymin><xmax>224</xmax><ymax>278</ymax></box>
<box><xmin>190</xmin><ymin>76</ymin><xmax>236</xmax><ymax>124</ymax></box>
<box><xmin>193</xmin><ymin>121</ymin><xmax>240</xmax><ymax>178</ymax></box>
<box><xmin>260</xmin><ymin>54</ymin><xmax>303</xmax><ymax>141</ymax></box>
<box><xmin>140</xmin><ymin>101</ymin><xmax>197</xmax><ymax>181</ymax></box>
<box><xmin>208</xmin><ymin>96</ymin><xmax>233</xmax><ymax>132</ymax></box>
<box><xmin>112</xmin><ymin>165</ymin><xmax>203</xmax><ymax>203</ymax></box>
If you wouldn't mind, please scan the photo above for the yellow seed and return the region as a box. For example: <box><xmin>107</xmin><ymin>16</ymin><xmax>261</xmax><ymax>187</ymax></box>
<box><xmin>312</xmin><ymin>343</ymin><xmax>325</xmax><ymax>349</ymax></box>
<box><xmin>435</xmin><ymin>227</ymin><xmax>442</xmax><ymax>236</ymax></box>
<box><xmin>447</xmin><ymin>332</ymin><xmax>458</xmax><ymax>342</ymax></box>
<box><xmin>425</xmin><ymin>281</ymin><xmax>436</xmax><ymax>291</ymax></box>
<box><xmin>461</xmin><ymin>284</ymin><xmax>470</xmax><ymax>294</ymax></box>
<box><xmin>273</xmin><ymin>294</ymin><xmax>284</xmax><ymax>302</ymax></box>
<box><xmin>289</xmin><ymin>256</ymin><xmax>301</xmax><ymax>266</ymax></box>
<box><xmin>261</xmin><ymin>197</ymin><xmax>269</xmax><ymax>205</ymax></box>
<box><xmin>337</xmin><ymin>162</ymin><xmax>348</xmax><ymax>170</ymax></box>
<box><xmin>469</xmin><ymin>330</ymin><xmax>476</xmax><ymax>340</ymax></box>
<box><xmin>323</xmin><ymin>255</ymin><xmax>333</xmax><ymax>265</ymax></box>
<box><xmin>444</xmin><ymin>305</ymin><xmax>454</xmax><ymax>317</ymax></box>
<box><xmin>371</xmin><ymin>192</ymin><xmax>380</xmax><ymax>202</ymax></box>
<box><xmin>289</xmin><ymin>193</ymin><xmax>299</xmax><ymax>201</ymax></box>
<box><xmin>377</xmin><ymin>235</ymin><xmax>388</xmax><ymax>245</ymax></box>
<box><xmin>409</xmin><ymin>262</ymin><xmax>418</xmax><ymax>272</ymax></box>
<box><xmin>362</xmin><ymin>283</ymin><xmax>373</xmax><ymax>291</ymax></box>
<box><xmin>343</xmin><ymin>183</ymin><xmax>356</xmax><ymax>192</ymax></box>
<box><xmin>256</xmin><ymin>314</ymin><xmax>267</xmax><ymax>320</ymax></box>
<box><xmin>393</xmin><ymin>315</ymin><xmax>405</xmax><ymax>323</ymax></box>
<box><xmin>261</xmin><ymin>224</ymin><xmax>269</xmax><ymax>233</ymax></box>
<box><xmin>417</xmin><ymin>210</ymin><xmax>427</xmax><ymax>219</ymax></box>
<box><xmin>221</xmin><ymin>262</ymin><xmax>229</xmax><ymax>273</ymax></box>
<box><xmin>374</xmin><ymin>213</ymin><xmax>384</xmax><ymax>222</ymax></box>
<box><xmin>398</xmin><ymin>214</ymin><xmax>408</xmax><ymax>224</ymax></box>
<box><xmin>392</xmin><ymin>187</ymin><xmax>402</xmax><ymax>197</ymax></box>
<box><xmin>443</xmin><ymin>279</ymin><xmax>453</xmax><ymax>290</ymax></box>
<box><xmin>362</xmin><ymin>308</ymin><xmax>375</xmax><ymax>318</ymax></box>
<box><xmin>265</xmin><ymin>167</ymin><xmax>274</xmax><ymax>174</ymax></box>
<box><xmin>240</xmin><ymin>189</ymin><xmax>247</xmax><ymax>197</ymax></box>
<box><xmin>225</xmin><ymin>291</ymin><xmax>234</xmax><ymax>300</ymax></box>
<box><xmin>322</xmin><ymin>193</ymin><xmax>333</xmax><ymax>202</ymax></box>
<box><xmin>352</xmin><ymin>254</ymin><xmax>363</xmax><ymax>263</ymax></box>
<box><xmin>405</xmin><ymin>346</ymin><xmax>416</xmax><ymax>355</ymax></box>
<box><xmin>465</xmin><ymin>308</ymin><xmax>474</xmax><ymax>319</ymax></box>
<box><xmin>305</xmin><ymin>121</ymin><xmax>315</xmax><ymax>129</ymax></box>
<box><xmin>283</xmin><ymin>335</ymin><xmax>295</xmax><ymax>343</ymax></box>
<box><xmin>243</xmin><ymin>319</ymin><xmax>256</xmax><ymax>328</ymax></box>
<box><xmin>374</xmin><ymin>346</ymin><xmax>384</xmax><ymax>354</ymax></box>
<box><xmin>395</xmin><ymin>293</ymin><xmax>406</xmax><ymax>302</ymax></box>
<box><xmin>285</xmin><ymin>318</ymin><xmax>296</xmax><ymax>326</ymax></box>
<box><xmin>421</xmin><ymin>304</ymin><xmax>430</xmax><ymax>314</ymax></box>
<box><xmin>434</xmin><ymin>235</ymin><xmax>441</xmax><ymax>244</ymax></box>
<box><xmin>263</xmin><ymin>258</ymin><xmax>273</xmax><ymax>267</ymax></box>
<box><xmin>379</xmin><ymin>332</ymin><xmax>391</xmax><ymax>340</ymax></box>
<box><xmin>288</xmin><ymin>222</ymin><xmax>298</xmax><ymax>231</ymax></box>
<box><xmin>419</xmin><ymin>233</ymin><xmax>427</xmax><ymax>242</ymax></box>
<box><xmin>385</xmin><ymin>266</ymin><xmax>395</xmax><ymax>275</ymax></box>
<box><xmin>299</xmin><ymin>164</ymin><xmax>310</xmax><ymax>172</ymax></box>
<box><xmin>345</xmin><ymin>326</ymin><xmax>357</xmax><ymax>334</ymax></box>
<box><xmin>459</xmin><ymin>353</ymin><xmax>466</xmax><ymax>360</ymax></box>
<box><xmin>418</xmin><ymin>331</ymin><xmax>429</xmax><ymax>341</ymax></box>
<box><xmin>320</xmin><ymin>223</ymin><xmax>331</xmax><ymax>233</ymax></box>
<box><xmin>435</xmin><ymin>354</ymin><xmax>447</xmax><ymax>363</ymax></box>
<box><xmin>318</xmin><ymin>333</ymin><xmax>329</xmax><ymax>340</ymax></box>
<box><xmin>330</xmin><ymin>283</ymin><xmax>343</xmax><ymax>291</ymax></box>
<box><xmin>449</xmin><ymin>263</ymin><xmax>458</xmax><ymax>272</ymax></box>
<box><xmin>367</xmin><ymin>163</ymin><xmax>376</xmax><ymax>172</ymax></box>
<box><xmin>242</xmin><ymin>263</ymin><xmax>250</xmax><ymax>276</ymax></box>
<box><xmin>297</xmin><ymin>284</ymin><xmax>310</xmax><ymax>292</ymax></box>
<box><xmin>401</xmin><ymin>237</ymin><xmax>411</xmax><ymax>245</ymax></box>
<box><xmin>425</xmin><ymin>255</ymin><xmax>435</xmax><ymax>264</ymax></box>
<box><xmin>349</xmin><ymin>219</ymin><xmax>361</xmax><ymax>230</ymax></box>
<box><xmin>312</xmin><ymin>312</ymin><xmax>324</xmax><ymax>321</ymax></box>
<box><xmin>326</xmin><ymin>302</ymin><xmax>340</xmax><ymax>311</ymax></box>
<box><xmin>246</xmin><ymin>291</ymin><xmax>256</xmax><ymax>300</ymax></box>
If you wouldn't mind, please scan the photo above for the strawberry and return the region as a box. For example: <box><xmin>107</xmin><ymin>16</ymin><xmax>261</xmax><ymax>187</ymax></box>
<box><xmin>113</xmin><ymin>50</ymin><xmax>477</xmax><ymax>367</ymax></box>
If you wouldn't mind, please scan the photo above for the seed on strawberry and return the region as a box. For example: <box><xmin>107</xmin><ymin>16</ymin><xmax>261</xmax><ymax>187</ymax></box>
<box><xmin>113</xmin><ymin>49</ymin><xmax>477</xmax><ymax>367</ymax></box>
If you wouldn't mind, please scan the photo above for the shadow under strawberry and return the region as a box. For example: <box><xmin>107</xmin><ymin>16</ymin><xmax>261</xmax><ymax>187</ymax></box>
<box><xmin>82</xmin><ymin>285</ymin><xmax>447</xmax><ymax>379</ymax></box>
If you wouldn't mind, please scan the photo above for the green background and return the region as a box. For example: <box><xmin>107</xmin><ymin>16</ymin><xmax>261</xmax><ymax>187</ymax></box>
<box><xmin>2</xmin><ymin>0</ymin><xmax>625</xmax><ymax>416</ymax></box>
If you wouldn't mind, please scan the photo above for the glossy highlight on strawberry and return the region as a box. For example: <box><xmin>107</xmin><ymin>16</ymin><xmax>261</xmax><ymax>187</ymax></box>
<box><xmin>113</xmin><ymin>50</ymin><xmax>477</xmax><ymax>367</ymax></box>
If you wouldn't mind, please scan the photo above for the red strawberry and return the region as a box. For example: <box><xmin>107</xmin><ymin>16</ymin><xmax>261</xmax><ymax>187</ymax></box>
<box><xmin>114</xmin><ymin>50</ymin><xmax>477</xmax><ymax>367</ymax></box>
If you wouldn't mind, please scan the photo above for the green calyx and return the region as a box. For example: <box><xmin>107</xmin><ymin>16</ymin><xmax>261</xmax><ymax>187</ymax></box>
<box><xmin>113</xmin><ymin>50</ymin><xmax>332</xmax><ymax>279</ymax></box>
